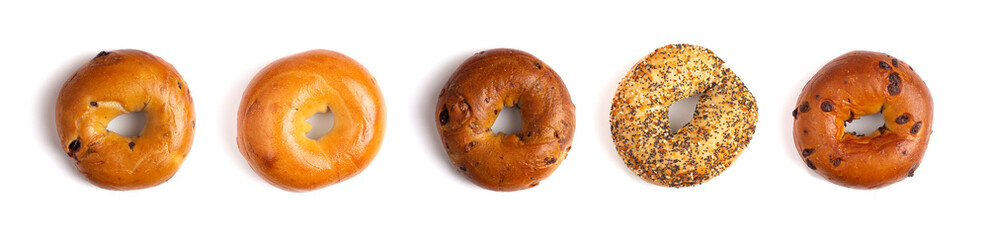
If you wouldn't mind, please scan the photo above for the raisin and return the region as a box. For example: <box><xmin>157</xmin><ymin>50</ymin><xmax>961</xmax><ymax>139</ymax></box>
<box><xmin>801</xmin><ymin>148</ymin><xmax>815</xmax><ymax>157</ymax></box>
<box><xmin>95</xmin><ymin>51</ymin><xmax>111</xmax><ymax>59</ymax></box>
<box><xmin>831</xmin><ymin>158</ymin><xmax>842</xmax><ymax>167</ymax></box>
<box><xmin>891</xmin><ymin>58</ymin><xmax>899</xmax><ymax>67</ymax></box>
<box><xmin>90</xmin><ymin>101</ymin><xmax>98</xmax><ymax>107</ymax></box>
<box><xmin>128</xmin><ymin>142</ymin><xmax>135</xmax><ymax>151</ymax></box>
<box><xmin>820</xmin><ymin>101</ymin><xmax>833</xmax><ymax>112</ymax></box>
<box><xmin>798</xmin><ymin>101</ymin><xmax>810</xmax><ymax>113</ymax></box>
<box><xmin>888</xmin><ymin>72</ymin><xmax>901</xmax><ymax>84</ymax></box>
<box><xmin>895</xmin><ymin>114</ymin><xmax>910</xmax><ymax>124</ymax></box>
<box><xmin>910</xmin><ymin>122</ymin><xmax>923</xmax><ymax>134</ymax></box>
<box><xmin>439</xmin><ymin>108</ymin><xmax>449</xmax><ymax>125</ymax></box>
<box><xmin>887</xmin><ymin>83</ymin><xmax>901</xmax><ymax>95</ymax></box>
<box><xmin>805</xmin><ymin>159</ymin><xmax>817</xmax><ymax>170</ymax></box>
<box><xmin>68</xmin><ymin>139</ymin><xmax>81</xmax><ymax>151</ymax></box>
<box><xmin>879</xmin><ymin>61</ymin><xmax>890</xmax><ymax>70</ymax></box>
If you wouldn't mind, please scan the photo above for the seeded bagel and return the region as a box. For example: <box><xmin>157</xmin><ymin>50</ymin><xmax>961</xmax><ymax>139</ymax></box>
<box><xmin>610</xmin><ymin>44</ymin><xmax>757</xmax><ymax>187</ymax></box>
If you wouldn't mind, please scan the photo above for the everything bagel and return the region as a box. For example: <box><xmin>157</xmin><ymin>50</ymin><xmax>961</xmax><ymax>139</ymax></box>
<box><xmin>237</xmin><ymin>50</ymin><xmax>386</xmax><ymax>192</ymax></box>
<box><xmin>55</xmin><ymin>49</ymin><xmax>195</xmax><ymax>190</ymax></box>
<box><xmin>793</xmin><ymin>51</ymin><xmax>933</xmax><ymax>189</ymax></box>
<box><xmin>610</xmin><ymin>44</ymin><xmax>757</xmax><ymax>187</ymax></box>
<box><xmin>436</xmin><ymin>48</ymin><xmax>575</xmax><ymax>191</ymax></box>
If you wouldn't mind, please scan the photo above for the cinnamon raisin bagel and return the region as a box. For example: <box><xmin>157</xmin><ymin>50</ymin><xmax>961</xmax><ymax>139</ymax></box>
<box><xmin>435</xmin><ymin>48</ymin><xmax>575</xmax><ymax>191</ymax></box>
<box><xmin>237</xmin><ymin>50</ymin><xmax>386</xmax><ymax>192</ymax></box>
<box><xmin>55</xmin><ymin>49</ymin><xmax>195</xmax><ymax>190</ymax></box>
<box><xmin>793</xmin><ymin>51</ymin><xmax>933</xmax><ymax>189</ymax></box>
<box><xmin>610</xmin><ymin>44</ymin><xmax>758</xmax><ymax>187</ymax></box>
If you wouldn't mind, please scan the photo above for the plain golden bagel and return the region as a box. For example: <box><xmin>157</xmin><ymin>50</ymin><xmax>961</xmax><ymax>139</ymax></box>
<box><xmin>610</xmin><ymin>44</ymin><xmax>757</xmax><ymax>187</ymax></box>
<box><xmin>436</xmin><ymin>48</ymin><xmax>575</xmax><ymax>191</ymax></box>
<box><xmin>793</xmin><ymin>51</ymin><xmax>933</xmax><ymax>189</ymax></box>
<box><xmin>237</xmin><ymin>50</ymin><xmax>386</xmax><ymax>192</ymax></box>
<box><xmin>55</xmin><ymin>49</ymin><xmax>195</xmax><ymax>190</ymax></box>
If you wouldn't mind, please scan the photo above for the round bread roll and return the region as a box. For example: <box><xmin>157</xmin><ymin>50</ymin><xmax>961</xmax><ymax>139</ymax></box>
<box><xmin>793</xmin><ymin>51</ymin><xmax>933</xmax><ymax>189</ymax></box>
<box><xmin>237</xmin><ymin>49</ymin><xmax>386</xmax><ymax>192</ymax></box>
<box><xmin>610</xmin><ymin>44</ymin><xmax>757</xmax><ymax>187</ymax></box>
<box><xmin>436</xmin><ymin>48</ymin><xmax>575</xmax><ymax>191</ymax></box>
<box><xmin>55</xmin><ymin>49</ymin><xmax>195</xmax><ymax>190</ymax></box>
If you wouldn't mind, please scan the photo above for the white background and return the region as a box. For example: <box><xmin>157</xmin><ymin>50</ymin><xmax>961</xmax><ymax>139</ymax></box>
<box><xmin>2</xmin><ymin>0</ymin><xmax>985</xmax><ymax>239</ymax></box>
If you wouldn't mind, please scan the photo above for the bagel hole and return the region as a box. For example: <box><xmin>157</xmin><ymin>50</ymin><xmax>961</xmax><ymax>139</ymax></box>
<box><xmin>491</xmin><ymin>106</ymin><xmax>522</xmax><ymax>135</ymax></box>
<box><xmin>844</xmin><ymin>112</ymin><xmax>884</xmax><ymax>136</ymax></box>
<box><xmin>107</xmin><ymin>112</ymin><xmax>146</xmax><ymax>137</ymax></box>
<box><xmin>669</xmin><ymin>95</ymin><xmax>700</xmax><ymax>133</ymax></box>
<box><xmin>305</xmin><ymin>108</ymin><xmax>335</xmax><ymax>140</ymax></box>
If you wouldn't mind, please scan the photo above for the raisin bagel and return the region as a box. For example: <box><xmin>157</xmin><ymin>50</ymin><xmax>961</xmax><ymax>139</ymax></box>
<box><xmin>435</xmin><ymin>48</ymin><xmax>575</xmax><ymax>191</ymax></box>
<box><xmin>793</xmin><ymin>51</ymin><xmax>933</xmax><ymax>189</ymax></box>
<box><xmin>610</xmin><ymin>44</ymin><xmax>758</xmax><ymax>187</ymax></box>
<box><xmin>55</xmin><ymin>49</ymin><xmax>195</xmax><ymax>190</ymax></box>
<box><xmin>237</xmin><ymin>50</ymin><xmax>386</xmax><ymax>192</ymax></box>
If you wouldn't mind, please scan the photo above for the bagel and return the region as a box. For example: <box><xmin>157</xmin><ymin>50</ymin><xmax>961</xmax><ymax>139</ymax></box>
<box><xmin>237</xmin><ymin>50</ymin><xmax>386</xmax><ymax>192</ymax></box>
<box><xmin>55</xmin><ymin>49</ymin><xmax>195</xmax><ymax>190</ymax></box>
<box><xmin>435</xmin><ymin>48</ymin><xmax>575</xmax><ymax>191</ymax></box>
<box><xmin>610</xmin><ymin>44</ymin><xmax>757</xmax><ymax>187</ymax></box>
<box><xmin>792</xmin><ymin>51</ymin><xmax>933</xmax><ymax>189</ymax></box>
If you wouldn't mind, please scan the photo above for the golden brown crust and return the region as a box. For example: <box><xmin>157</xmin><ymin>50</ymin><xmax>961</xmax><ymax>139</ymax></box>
<box><xmin>436</xmin><ymin>48</ymin><xmax>575</xmax><ymax>191</ymax></box>
<box><xmin>55</xmin><ymin>49</ymin><xmax>195</xmax><ymax>190</ymax></box>
<box><xmin>610</xmin><ymin>44</ymin><xmax>757</xmax><ymax>187</ymax></box>
<box><xmin>793</xmin><ymin>51</ymin><xmax>932</xmax><ymax>189</ymax></box>
<box><xmin>237</xmin><ymin>50</ymin><xmax>386</xmax><ymax>192</ymax></box>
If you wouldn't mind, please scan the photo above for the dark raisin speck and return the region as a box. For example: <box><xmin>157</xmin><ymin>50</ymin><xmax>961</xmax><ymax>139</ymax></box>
<box><xmin>801</xmin><ymin>148</ymin><xmax>815</xmax><ymax>157</ymax></box>
<box><xmin>805</xmin><ymin>159</ymin><xmax>816</xmax><ymax>170</ymax></box>
<box><xmin>459</xmin><ymin>166</ymin><xmax>466</xmax><ymax>172</ymax></box>
<box><xmin>831</xmin><ymin>158</ymin><xmax>842</xmax><ymax>167</ymax></box>
<box><xmin>69</xmin><ymin>139</ymin><xmax>81</xmax><ymax>151</ymax></box>
<box><xmin>798</xmin><ymin>101</ymin><xmax>810</xmax><ymax>113</ymax></box>
<box><xmin>792</xmin><ymin>108</ymin><xmax>798</xmax><ymax>118</ymax></box>
<box><xmin>95</xmin><ymin>51</ymin><xmax>111</xmax><ymax>58</ymax></box>
<box><xmin>534</xmin><ymin>62</ymin><xmax>542</xmax><ymax>69</ymax></box>
<box><xmin>545</xmin><ymin>157</ymin><xmax>557</xmax><ymax>165</ymax></box>
<box><xmin>90</xmin><ymin>101</ymin><xmax>98</xmax><ymax>107</ymax></box>
<box><xmin>907</xmin><ymin>163</ymin><xmax>918</xmax><ymax>177</ymax></box>
<box><xmin>879</xmin><ymin>61</ymin><xmax>891</xmax><ymax>70</ymax></box>
<box><xmin>891</xmin><ymin>59</ymin><xmax>899</xmax><ymax>67</ymax></box>
<box><xmin>439</xmin><ymin>109</ymin><xmax>449</xmax><ymax>125</ymax></box>
<box><xmin>820</xmin><ymin>101</ymin><xmax>833</xmax><ymax>112</ymax></box>
<box><xmin>888</xmin><ymin>72</ymin><xmax>901</xmax><ymax>84</ymax></box>
<box><xmin>128</xmin><ymin>142</ymin><xmax>135</xmax><ymax>151</ymax></box>
<box><xmin>887</xmin><ymin>83</ymin><xmax>901</xmax><ymax>95</ymax></box>
<box><xmin>901</xmin><ymin>150</ymin><xmax>908</xmax><ymax>155</ymax></box>
<box><xmin>895</xmin><ymin>114</ymin><xmax>910</xmax><ymax>124</ymax></box>
<box><xmin>910</xmin><ymin>122</ymin><xmax>922</xmax><ymax>134</ymax></box>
